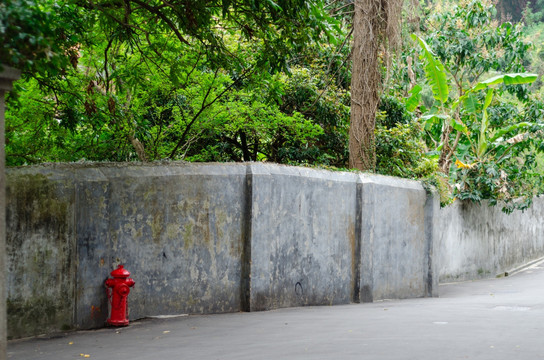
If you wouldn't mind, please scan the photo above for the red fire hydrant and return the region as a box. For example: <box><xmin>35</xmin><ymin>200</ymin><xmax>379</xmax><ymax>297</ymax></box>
<box><xmin>105</xmin><ymin>265</ymin><xmax>135</xmax><ymax>326</ymax></box>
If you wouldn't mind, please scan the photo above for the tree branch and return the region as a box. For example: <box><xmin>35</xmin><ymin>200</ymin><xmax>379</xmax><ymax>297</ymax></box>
<box><xmin>168</xmin><ymin>66</ymin><xmax>254</xmax><ymax>159</ymax></box>
<box><xmin>130</xmin><ymin>0</ymin><xmax>190</xmax><ymax>45</ymax></box>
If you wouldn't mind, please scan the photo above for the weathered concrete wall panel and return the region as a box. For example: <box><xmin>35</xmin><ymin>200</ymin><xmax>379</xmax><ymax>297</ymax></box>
<box><xmin>6</xmin><ymin>168</ymin><xmax>76</xmax><ymax>339</ymax></box>
<box><xmin>359</xmin><ymin>175</ymin><xmax>430</xmax><ymax>302</ymax></box>
<box><xmin>248</xmin><ymin>164</ymin><xmax>357</xmax><ymax>311</ymax></box>
<box><xmin>74</xmin><ymin>168</ymin><xmax>112</xmax><ymax>329</ymax></box>
<box><xmin>75</xmin><ymin>164</ymin><xmax>247</xmax><ymax>328</ymax></box>
<box><xmin>438</xmin><ymin>199</ymin><xmax>544</xmax><ymax>282</ymax></box>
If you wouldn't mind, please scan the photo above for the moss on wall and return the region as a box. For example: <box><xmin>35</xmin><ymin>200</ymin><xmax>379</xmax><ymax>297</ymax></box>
<box><xmin>6</xmin><ymin>171</ymin><xmax>75</xmax><ymax>339</ymax></box>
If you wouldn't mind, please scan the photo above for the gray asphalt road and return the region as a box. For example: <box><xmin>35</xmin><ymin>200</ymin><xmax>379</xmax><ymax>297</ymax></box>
<box><xmin>8</xmin><ymin>260</ymin><xmax>544</xmax><ymax>360</ymax></box>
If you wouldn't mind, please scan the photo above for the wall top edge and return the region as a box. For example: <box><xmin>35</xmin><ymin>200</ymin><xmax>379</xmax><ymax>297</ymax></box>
<box><xmin>6</xmin><ymin>162</ymin><xmax>249</xmax><ymax>183</ymax></box>
<box><xmin>7</xmin><ymin>160</ymin><xmax>233</xmax><ymax>170</ymax></box>
<box><xmin>247</xmin><ymin>162</ymin><xmax>360</xmax><ymax>182</ymax></box>
<box><xmin>7</xmin><ymin>161</ymin><xmax>428</xmax><ymax>191</ymax></box>
<box><xmin>6</xmin><ymin>165</ymin><xmax>77</xmax><ymax>182</ymax></box>
<box><xmin>359</xmin><ymin>173</ymin><xmax>425</xmax><ymax>191</ymax></box>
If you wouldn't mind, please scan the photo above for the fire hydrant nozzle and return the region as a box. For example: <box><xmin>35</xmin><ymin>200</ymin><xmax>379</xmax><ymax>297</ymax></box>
<box><xmin>105</xmin><ymin>265</ymin><xmax>135</xmax><ymax>326</ymax></box>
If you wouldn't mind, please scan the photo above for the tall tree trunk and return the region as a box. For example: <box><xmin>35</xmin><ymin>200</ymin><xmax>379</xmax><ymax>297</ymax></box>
<box><xmin>349</xmin><ymin>0</ymin><xmax>381</xmax><ymax>171</ymax></box>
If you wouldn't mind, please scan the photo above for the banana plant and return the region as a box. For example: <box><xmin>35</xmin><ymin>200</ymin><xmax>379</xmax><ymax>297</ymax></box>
<box><xmin>411</xmin><ymin>34</ymin><xmax>538</xmax><ymax>170</ymax></box>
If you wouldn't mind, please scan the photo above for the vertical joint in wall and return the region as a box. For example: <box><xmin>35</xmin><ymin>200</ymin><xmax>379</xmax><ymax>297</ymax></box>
<box><xmin>359</xmin><ymin>178</ymin><xmax>374</xmax><ymax>303</ymax></box>
<box><xmin>240</xmin><ymin>165</ymin><xmax>253</xmax><ymax>312</ymax></box>
<box><xmin>424</xmin><ymin>188</ymin><xmax>439</xmax><ymax>298</ymax></box>
<box><xmin>352</xmin><ymin>179</ymin><xmax>363</xmax><ymax>303</ymax></box>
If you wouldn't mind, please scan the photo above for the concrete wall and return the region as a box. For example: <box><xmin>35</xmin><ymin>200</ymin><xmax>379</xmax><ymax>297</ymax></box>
<box><xmin>6</xmin><ymin>169</ymin><xmax>76</xmax><ymax>337</ymax></box>
<box><xmin>359</xmin><ymin>176</ymin><xmax>438</xmax><ymax>302</ymax></box>
<box><xmin>7</xmin><ymin>163</ymin><xmax>248</xmax><ymax>337</ymax></box>
<box><xmin>437</xmin><ymin>199</ymin><xmax>544</xmax><ymax>282</ymax></box>
<box><xmin>8</xmin><ymin>162</ymin><xmax>544</xmax><ymax>340</ymax></box>
<box><xmin>74</xmin><ymin>164</ymin><xmax>247</xmax><ymax>330</ymax></box>
<box><xmin>247</xmin><ymin>164</ymin><xmax>358</xmax><ymax>311</ymax></box>
<box><xmin>6</xmin><ymin>163</ymin><xmax>436</xmax><ymax>339</ymax></box>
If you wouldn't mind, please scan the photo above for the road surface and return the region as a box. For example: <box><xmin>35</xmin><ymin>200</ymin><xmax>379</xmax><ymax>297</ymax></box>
<box><xmin>8</xmin><ymin>260</ymin><xmax>544</xmax><ymax>359</ymax></box>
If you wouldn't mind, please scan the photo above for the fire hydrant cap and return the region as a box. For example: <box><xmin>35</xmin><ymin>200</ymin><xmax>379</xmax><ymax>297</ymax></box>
<box><xmin>110</xmin><ymin>265</ymin><xmax>131</xmax><ymax>278</ymax></box>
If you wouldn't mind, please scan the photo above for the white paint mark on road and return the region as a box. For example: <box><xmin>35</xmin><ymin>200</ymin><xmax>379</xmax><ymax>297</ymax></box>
<box><xmin>493</xmin><ymin>306</ymin><xmax>530</xmax><ymax>311</ymax></box>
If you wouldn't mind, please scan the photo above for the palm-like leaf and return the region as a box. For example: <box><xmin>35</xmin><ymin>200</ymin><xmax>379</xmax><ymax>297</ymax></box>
<box><xmin>472</xmin><ymin>73</ymin><xmax>538</xmax><ymax>92</ymax></box>
<box><xmin>412</xmin><ymin>34</ymin><xmax>449</xmax><ymax>105</ymax></box>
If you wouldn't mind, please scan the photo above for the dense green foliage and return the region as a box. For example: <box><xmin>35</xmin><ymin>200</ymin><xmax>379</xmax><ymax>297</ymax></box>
<box><xmin>4</xmin><ymin>0</ymin><xmax>347</xmax><ymax>164</ymax></box>
<box><xmin>404</xmin><ymin>1</ymin><xmax>544</xmax><ymax>212</ymax></box>
<box><xmin>378</xmin><ymin>0</ymin><xmax>544</xmax><ymax>211</ymax></box>
<box><xmin>3</xmin><ymin>0</ymin><xmax>544</xmax><ymax>211</ymax></box>
<box><xmin>0</xmin><ymin>0</ymin><xmax>83</xmax><ymax>73</ymax></box>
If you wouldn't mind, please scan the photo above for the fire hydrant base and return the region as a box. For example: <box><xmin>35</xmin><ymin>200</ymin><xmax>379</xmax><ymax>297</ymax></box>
<box><xmin>106</xmin><ymin>319</ymin><xmax>130</xmax><ymax>327</ymax></box>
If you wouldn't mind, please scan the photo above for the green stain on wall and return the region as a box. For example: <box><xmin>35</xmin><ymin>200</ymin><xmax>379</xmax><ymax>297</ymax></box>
<box><xmin>150</xmin><ymin>211</ymin><xmax>164</xmax><ymax>243</ymax></box>
<box><xmin>7</xmin><ymin>297</ymin><xmax>72</xmax><ymax>340</ymax></box>
<box><xmin>184</xmin><ymin>223</ymin><xmax>194</xmax><ymax>250</ymax></box>
<box><xmin>7</xmin><ymin>174</ymin><xmax>70</xmax><ymax>232</ymax></box>
<box><xmin>6</xmin><ymin>172</ymin><xmax>75</xmax><ymax>339</ymax></box>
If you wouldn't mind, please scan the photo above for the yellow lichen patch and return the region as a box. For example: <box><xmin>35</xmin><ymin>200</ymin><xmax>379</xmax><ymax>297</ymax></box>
<box><xmin>166</xmin><ymin>223</ymin><xmax>181</xmax><ymax>240</ymax></box>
